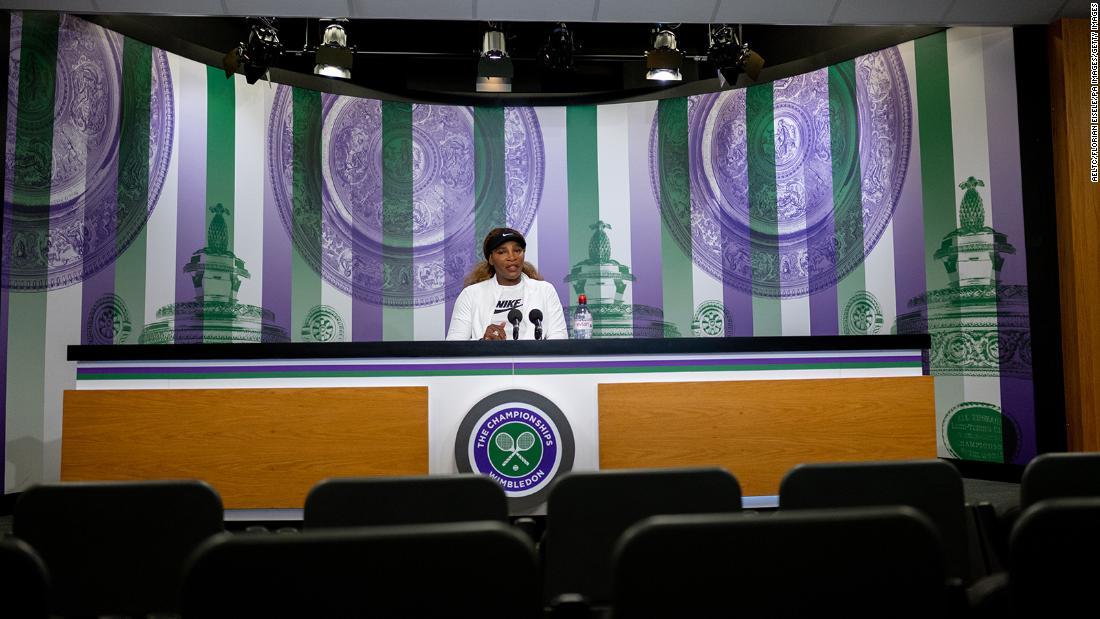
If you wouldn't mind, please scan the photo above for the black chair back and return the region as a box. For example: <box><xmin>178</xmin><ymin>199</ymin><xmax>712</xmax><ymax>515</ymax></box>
<box><xmin>543</xmin><ymin>467</ymin><xmax>741</xmax><ymax>605</ymax></box>
<box><xmin>181</xmin><ymin>521</ymin><xmax>539</xmax><ymax>618</ymax></box>
<box><xmin>304</xmin><ymin>474</ymin><xmax>507</xmax><ymax>528</ymax></box>
<box><xmin>13</xmin><ymin>480</ymin><xmax>223</xmax><ymax>617</ymax></box>
<box><xmin>0</xmin><ymin>538</ymin><xmax>50</xmax><ymax>619</ymax></box>
<box><xmin>1009</xmin><ymin>497</ymin><xmax>1100</xmax><ymax>616</ymax></box>
<box><xmin>613</xmin><ymin>506</ymin><xmax>952</xmax><ymax>618</ymax></box>
<box><xmin>779</xmin><ymin>459</ymin><xmax>973</xmax><ymax>581</ymax></box>
<box><xmin>1020</xmin><ymin>452</ymin><xmax>1100</xmax><ymax>508</ymax></box>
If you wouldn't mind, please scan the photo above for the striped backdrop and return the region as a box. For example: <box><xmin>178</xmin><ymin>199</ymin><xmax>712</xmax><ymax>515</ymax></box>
<box><xmin>2</xmin><ymin>13</ymin><xmax>1035</xmax><ymax>491</ymax></box>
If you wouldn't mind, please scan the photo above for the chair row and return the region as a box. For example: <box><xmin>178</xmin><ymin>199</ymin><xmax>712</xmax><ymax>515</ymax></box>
<box><xmin>3</xmin><ymin>452</ymin><xmax>1098</xmax><ymax>617</ymax></box>
<box><xmin>6</xmin><ymin>497</ymin><xmax>1098</xmax><ymax>618</ymax></box>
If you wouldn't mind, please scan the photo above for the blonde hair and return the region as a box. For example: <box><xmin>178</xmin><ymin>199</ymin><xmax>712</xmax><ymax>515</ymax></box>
<box><xmin>463</xmin><ymin>260</ymin><xmax>542</xmax><ymax>287</ymax></box>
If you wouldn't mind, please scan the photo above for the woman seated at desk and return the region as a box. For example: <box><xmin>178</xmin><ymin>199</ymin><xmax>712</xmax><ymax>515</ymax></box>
<box><xmin>446</xmin><ymin>227</ymin><xmax>568</xmax><ymax>341</ymax></box>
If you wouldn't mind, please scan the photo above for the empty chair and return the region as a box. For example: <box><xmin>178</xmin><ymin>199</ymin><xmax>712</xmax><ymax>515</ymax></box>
<box><xmin>779</xmin><ymin>460</ymin><xmax>976</xmax><ymax>582</ymax></box>
<box><xmin>0</xmin><ymin>538</ymin><xmax>50</xmax><ymax>619</ymax></box>
<box><xmin>613</xmin><ymin>506</ymin><xmax>956</xmax><ymax>618</ymax></box>
<box><xmin>1019</xmin><ymin>452</ymin><xmax>1100</xmax><ymax>508</ymax></box>
<box><xmin>1009</xmin><ymin>497</ymin><xmax>1100</xmax><ymax>616</ymax></box>
<box><xmin>304</xmin><ymin>474</ymin><xmax>507</xmax><ymax>528</ymax></box>
<box><xmin>543</xmin><ymin>467</ymin><xmax>741</xmax><ymax>606</ymax></box>
<box><xmin>181</xmin><ymin>521</ymin><xmax>539</xmax><ymax>618</ymax></box>
<box><xmin>13</xmin><ymin>480</ymin><xmax>223</xmax><ymax>617</ymax></box>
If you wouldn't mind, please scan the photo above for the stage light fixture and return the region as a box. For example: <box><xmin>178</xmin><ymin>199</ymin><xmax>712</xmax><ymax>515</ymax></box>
<box><xmin>314</xmin><ymin>19</ymin><xmax>353</xmax><ymax>80</ymax></box>
<box><xmin>476</xmin><ymin>26</ymin><xmax>513</xmax><ymax>93</ymax></box>
<box><xmin>222</xmin><ymin>17</ymin><xmax>283</xmax><ymax>85</ymax></box>
<box><xmin>708</xmin><ymin>24</ymin><xmax>765</xmax><ymax>87</ymax></box>
<box><xmin>645</xmin><ymin>27</ymin><xmax>683</xmax><ymax>82</ymax></box>
<box><xmin>539</xmin><ymin>23</ymin><xmax>576</xmax><ymax>73</ymax></box>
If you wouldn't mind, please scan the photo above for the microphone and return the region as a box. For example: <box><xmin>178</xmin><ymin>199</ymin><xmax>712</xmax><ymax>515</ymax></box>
<box><xmin>507</xmin><ymin>308</ymin><xmax>523</xmax><ymax>340</ymax></box>
<box><xmin>529</xmin><ymin>309</ymin><xmax>544</xmax><ymax>340</ymax></box>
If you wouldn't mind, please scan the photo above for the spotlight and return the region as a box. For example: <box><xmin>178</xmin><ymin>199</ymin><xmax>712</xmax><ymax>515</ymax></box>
<box><xmin>476</xmin><ymin>26</ymin><xmax>513</xmax><ymax>93</ymax></box>
<box><xmin>223</xmin><ymin>17</ymin><xmax>283</xmax><ymax>85</ymax></box>
<box><xmin>645</xmin><ymin>26</ymin><xmax>683</xmax><ymax>82</ymax></box>
<box><xmin>314</xmin><ymin>19</ymin><xmax>353</xmax><ymax>80</ymax></box>
<box><xmin>708</xmin><ymin>25</ymin><xmax>765</xmax><ymax>87</ymax></box>
<box><xmin>539</xmin><ymin>23</ymin><xmax>575</xmax><ymax>73</ymax></box>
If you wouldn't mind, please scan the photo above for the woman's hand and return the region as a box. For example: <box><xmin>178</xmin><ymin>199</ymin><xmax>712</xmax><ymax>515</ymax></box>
<box><xmin>482</xmin><ymin>321</ymin><xmax>509</xmax><ymax>341</ymax></box>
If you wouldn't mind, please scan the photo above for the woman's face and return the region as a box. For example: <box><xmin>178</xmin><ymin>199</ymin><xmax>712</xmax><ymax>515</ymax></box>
<box><xmin>488</xmin><ymin>240</ymin><xmax>525</xmax><ymax>284</ymax></box>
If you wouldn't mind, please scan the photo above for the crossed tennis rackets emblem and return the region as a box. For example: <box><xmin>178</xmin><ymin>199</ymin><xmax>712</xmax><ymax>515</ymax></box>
<box><xmin>495</xmin><ymin>431</ymin><xmax>537</xmax><ymax>466</ymax></box>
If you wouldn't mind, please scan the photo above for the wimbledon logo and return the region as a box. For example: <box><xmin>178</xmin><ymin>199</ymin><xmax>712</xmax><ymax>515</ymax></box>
<box><xmin>455</xmin><ymin>389</ymin><xmax>575</xmax><ymax>510</ymax></box>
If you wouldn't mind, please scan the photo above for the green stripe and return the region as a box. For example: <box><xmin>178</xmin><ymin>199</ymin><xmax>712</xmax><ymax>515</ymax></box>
<box><xmin>79</xmin><ymin>360</ymin><xmax>920</xmax><ymax>381</ymax></box>
<box><xmin>113</xmin><ymin>37</ymin><xmax>152</xmax><ymax>343</ymax></box>
<box><xmin>829</xmin><ymin>60</ymin><xmax>867</xmax><ymax>330</ymax></box>
<box><xmin>657</xmin><ymin>98</ymin><xmax>693</xmax><ymax>337</ymax></box>
<box><xmin>290</xmin><ymin>88</ymin><xmax>323</xmax><ymax>341</ymax></box>
<box><xmin>746</xmin><ymin>82</ymin><xmax>782</xmax><ymax>335</ymax></box>
<box><xmin>915</xmin><ymin>33</ymin><xmax>981</xmax><ymax>459</ymax></box>
<box><xmin>205</xmin><ymin>67</ymin><xmax>235</xmax><ymax>251</ymax></box>
<box><xmin>915</xmin><ymin>32</ymin><xmax>959</xmax><ymax>293</ymax></box>
<box><xmin>7</xmin><ymin>13</ymin><xmax>59</xmax><ymax>486</ymax></box>
<box><xmin>474</xmin><ymin>106</ymin><xmax>506</xmax><ymax>246</ymax></box>
<box><xmin>567</xmin><ymin>106</ymin><xmax>600</xmax><ymax>287</ymax></box>
<box><xmin>204</xmin><ymin>67</ymin><xmax>235</xmax><ymax>343</ymax></box>
<box><xmin>516</xmin><ymin>361</ymin><xmax>920</xmax><ymax>375</ymax></box>
<box><xmin>382</xmin><ymin>101</ymin><xmax>414</xmax><ymax>341</ymax></box>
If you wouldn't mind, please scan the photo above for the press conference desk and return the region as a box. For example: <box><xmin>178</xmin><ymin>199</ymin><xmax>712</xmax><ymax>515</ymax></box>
<box><xmin>65</xmin><ymin>335</ymin><xmax>933</xmax><ymax>510</ymax></box>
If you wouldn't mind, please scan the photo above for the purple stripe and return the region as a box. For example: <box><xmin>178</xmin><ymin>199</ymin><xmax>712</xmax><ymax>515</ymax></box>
<box><xmin>0</xmin><ymin>13</ymin><xmax>17</xmax><ymax>488</ymax></box>
<box><xmin>806</xmin><ymin>69</ymin><xmax>840</xmax><ymax>335</ymax></box>
<box><xmin>536</xmin><ymin>108</ymin><xmax>570</xmax><ymax>315</ymax></box>
<box><xmin>443</xmin><ymin>104</ymin><xmax>476</xmax><ymax>336</ymax></box>
<box><xmin>718</xmin><ymin>91</ymin><xmax>754</xmax><ymax>336</ymax></box>
<box><xmin>352</xmin><ymin>99</ymin><xmax>383</xmax><ymax>342</ymax></box>
<box><xmin>261</xmin><ymin>93</ymin><xmax>291</xmax><ymax>342</ymax></box>
<box><xmin>77</xmin><ymin>353</ymin><xmax>921</xmax><ymax>377</ymax></box>
<box><xmin>629</xmin><ymin>103</ymin><xmax>664</xmax><ymax>337</ymax></box>
<box><xmin>174</xmin><ymin>65</ymin><xmax>208</xmax><ymax>339</ymax></box>
<box><xmin>81</xmin><ymin>29</ymin><xmax>122</xmax><ymax>344</ymax></box>
<box><xmin>79</xmin><ymin>361</ymin><xmax>515</xmax><ymax>375</ymax></box>
<box><xmin>983</xmin><ymin>31</ymin><xmax>1035</xmax><ymax>463</ymax></box>
<box><xmin>892</xmin><ymin>61</ymin><xmax>927</xmax><ymax>333</ymax></box>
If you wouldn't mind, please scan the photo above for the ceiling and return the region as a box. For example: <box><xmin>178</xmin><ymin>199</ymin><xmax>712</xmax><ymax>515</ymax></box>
<box><xmin>1</xmin><ymin>0</ymin><xmax>1089</xmax><ymax>105</ymax></box>
<box><xmin>0</xmin><ymin>0</ymin><xmax>1092</xmax><ymax>24</ymax></box>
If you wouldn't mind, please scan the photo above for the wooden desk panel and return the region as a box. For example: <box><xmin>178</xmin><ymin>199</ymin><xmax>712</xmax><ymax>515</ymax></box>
<box><xmin>62</xmin><ymin>387</ymin><xmax>428</xmax><ymax>508</ymax></box>
<box><xmin>599</xmin><ymin>377</ymin><xmax>935</xmax><ymax>496</ymax></box>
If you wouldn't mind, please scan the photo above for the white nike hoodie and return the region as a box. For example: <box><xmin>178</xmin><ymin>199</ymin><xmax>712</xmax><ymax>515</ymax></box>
<box><xmin>446</xmin><ymin>273</ymin><xmax>569</xmax><ymax>340</ymax></box>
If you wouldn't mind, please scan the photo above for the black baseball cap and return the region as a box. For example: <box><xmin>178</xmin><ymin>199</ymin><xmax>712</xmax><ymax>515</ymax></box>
<box><xmin>483</xmin><ymin>228</ymin><xmax>527</xmax><ymax>258</ymax></box>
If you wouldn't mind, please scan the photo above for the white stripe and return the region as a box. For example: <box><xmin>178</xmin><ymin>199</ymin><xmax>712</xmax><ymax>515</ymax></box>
<box><xmin>524</xmin><ymin>217</ymin><xmax>540</xmax><ymax>273</ymax></box>
<box><xmin>864</xmin><ymin>222</ymin><xmax>898</xmax><ymax>335</ymax></box>
<box><xmin>627</xmin><ymin>99</ymin><xmax>659</xmax><ymax>320</ymax></box>
<box><xmin>142</xmin><ymin>53</ymin><xmax>183</xmax><ymax>332</ymax></box>
<box><xmin>43</xmin><ymin>284</ymin><xmax>81</xmax><ymax>483</ymax></box>
<box><xmin>596</xmin><ymin>103</ymin><xmax>634</xmax><ymax>308</ymax></box>
<box><xmin>233</xmin><ymin>74</ymin><xmax>265</xmax><ymax>309</ymax></box>
<box><xmin>413</xmin><ymin>301</ymin><xmax>445</xmax><ymax>341</ymax></box>
<box><xmin>948</xmin><ymin>27</ymin><xmax>1000</xmax><ymax>410</ymax></box>
<box><xmin>947</xmin><ymin>27</ymin><xmax>993</xmax><ymax>228</ymax></box>
<box><xmin>776</xmin><ymin>80</ymin><xmax>811</xmax><ymax>336</ymax></box>
<box><xmin>315</xmin><ymin>95</ymin><xmax>352</xmax><ymax>342</ymax></box>
<box><xmin>687</xmin><ymin>94</ymin><xmax>726</xmax><ymax>332</ymax></box>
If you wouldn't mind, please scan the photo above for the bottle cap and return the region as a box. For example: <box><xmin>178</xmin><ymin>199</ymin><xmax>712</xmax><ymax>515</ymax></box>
<box><xmin>578</xmin><ymin>294</ymin><xmax>587</xmax><ymax>304</ymax></box>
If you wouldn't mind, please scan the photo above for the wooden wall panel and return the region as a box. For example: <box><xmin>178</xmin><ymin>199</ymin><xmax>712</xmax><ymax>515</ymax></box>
<box><xmin>1049</xmin><ymin>19</ymin><xmax>1100</xmax><ymax>451</ymax></box>
<box><xmin>62</xmin><ymin>387</ymin><xmax>428</xmax><ymax>508</ymax></box>
<box><xmin>599</xmin><ymin>377</ymin><xmax>936</xmax><ymax>496</ymax></box>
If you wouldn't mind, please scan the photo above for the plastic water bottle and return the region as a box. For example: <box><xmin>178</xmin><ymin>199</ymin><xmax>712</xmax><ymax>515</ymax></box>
<box><xmin>573</xmin><ymin>294</ymin><xmax>593</xmax><ymax>340</ymax></box>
